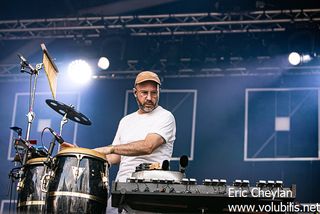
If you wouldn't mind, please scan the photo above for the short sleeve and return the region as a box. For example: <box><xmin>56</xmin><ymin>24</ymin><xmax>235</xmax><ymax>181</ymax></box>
<box><xmin>112</xmin><ymin>119</ymin><xmax>123</xmax><ymax>146</ymax></box>
<box><xmin>150</xmin><ymin>112</ymin><xmax>176</xmax><ymax>144</ymax></box>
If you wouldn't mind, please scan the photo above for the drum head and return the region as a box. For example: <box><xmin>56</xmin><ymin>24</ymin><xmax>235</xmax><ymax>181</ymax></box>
<box><xmin>57</xmin><ymin>147</ymin><xmax>107</xmax><ymax>161</ymax></box>
<box><xmin>26</xmin><ymin>157</ymin><xmax>47</xmax><ymax>165</ymax></box>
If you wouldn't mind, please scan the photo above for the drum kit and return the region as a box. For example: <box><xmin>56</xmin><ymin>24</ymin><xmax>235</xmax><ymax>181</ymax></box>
<box><xmin>8</xmin><ymin>50</ymin><xmax>109</xmax><ymax>214</ymax></box>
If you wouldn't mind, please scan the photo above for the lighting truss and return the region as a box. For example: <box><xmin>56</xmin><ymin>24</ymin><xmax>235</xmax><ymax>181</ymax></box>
<box><xmin>2</xmin><ymin>57</ymin><xmax>320</xmax><ymax>82</ymax></box>
<box><xmin>0</xmin><ymin>9</ymin><xmax>319</xmax><ymax>40</ymax></box>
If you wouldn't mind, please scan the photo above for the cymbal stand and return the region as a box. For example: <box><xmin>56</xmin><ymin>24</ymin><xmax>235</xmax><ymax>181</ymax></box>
<box><xmin>43</xmin><ymin>113</ymin><xmax>68</xmax><ymax>170</ymax></box>
<box><xmin>41</xmin><ymin>114</ymin><xmax>69</xmax><ymax>192</ymax></box>
<box><xmin>60</xmin><ymin>113</ymin><xmax>68</xmax><ymax>136</ymax></box>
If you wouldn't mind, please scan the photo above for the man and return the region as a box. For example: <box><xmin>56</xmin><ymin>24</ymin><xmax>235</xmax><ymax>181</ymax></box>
<box><xmin>94</xmin><ymin>71</ymin><xmax>176</xmax><ymax>183</ymax></box>
<box><xmin>62</xmin><ymin>71</ymin><xmax>176</xmax><ymax>213</ymax></box>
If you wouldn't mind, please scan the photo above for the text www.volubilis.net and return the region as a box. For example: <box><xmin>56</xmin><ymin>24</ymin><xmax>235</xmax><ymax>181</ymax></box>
<box><xmin>227</xmin><ymin>202</ymin><xmax>320</xmax><ymax>213</ymax></box>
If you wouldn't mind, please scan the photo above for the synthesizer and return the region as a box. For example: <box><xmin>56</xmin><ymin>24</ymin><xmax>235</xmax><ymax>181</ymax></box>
<box><xmin>111</xmin><ymin>178</ymin><xmax>296</xmax><ymax>213</ymax></box>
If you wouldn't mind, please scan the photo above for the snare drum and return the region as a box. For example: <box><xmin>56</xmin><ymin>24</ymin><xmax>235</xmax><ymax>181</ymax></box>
<box><xmin>46</xmin><ymin>148</ymin><xmax>109</xmax><ymax>213</ymax></box>
<box><xmin>17</xmin><ymin>157</ymin><xmax>47</xmax><ymax>213</ymax></box>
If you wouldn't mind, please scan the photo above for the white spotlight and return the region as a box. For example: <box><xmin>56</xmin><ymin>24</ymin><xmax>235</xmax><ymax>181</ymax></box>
<box><xmin>288</xmin><ymin>52</ymin><xmax>301</xmax><ymax>66</ymax></box>
<box><xmin>98</xmin><ymin>57</ymin><xmax>110</xmax><ymax>70</ymax></box>
<box><xmin>67</xmin><ymin>59</ymin><xmax>92</xmax><ymax>84</ymax></box>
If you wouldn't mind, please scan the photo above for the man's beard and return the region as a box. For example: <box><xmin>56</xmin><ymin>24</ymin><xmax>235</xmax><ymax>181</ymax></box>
<box><xmin>137</xmin><ymin>99</ymin><xmax>158</xmax><ymax>113</ymax></box>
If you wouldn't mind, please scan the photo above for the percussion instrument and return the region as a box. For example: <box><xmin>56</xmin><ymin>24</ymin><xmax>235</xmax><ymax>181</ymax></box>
<box><xmin>46</xmin><ymin>148</ymin><xmax>109</xmax><ymax>213</ymax></box>
<box><xmin>45</xmin><ymin>99</ymin><xmax>92</xmax><ymax>126</ymax></box>
<box><xmin>17</xmin><ymin>157</ymin><xmax>47</xmax><ymax>213</ymax></box>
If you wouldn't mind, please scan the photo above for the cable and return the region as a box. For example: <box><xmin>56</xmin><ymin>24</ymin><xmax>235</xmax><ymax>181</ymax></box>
<box><xmin>40</xmin><ymin>127</ymin><xmax>51</xmax><ymax>148</ymax></box>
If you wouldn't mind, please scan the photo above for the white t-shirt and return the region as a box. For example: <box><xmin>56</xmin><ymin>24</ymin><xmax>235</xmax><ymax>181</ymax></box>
<box><xmin>112</xmin><ymin>106</ymin><xmax>176</xmax><ymax>182</ymax></box>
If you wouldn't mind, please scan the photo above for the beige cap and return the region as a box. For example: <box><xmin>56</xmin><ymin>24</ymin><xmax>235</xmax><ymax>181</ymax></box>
<box><xmin>135</xmin><ymin>71</ymin><xmax>161</xmax><ymax>85</ymax></box>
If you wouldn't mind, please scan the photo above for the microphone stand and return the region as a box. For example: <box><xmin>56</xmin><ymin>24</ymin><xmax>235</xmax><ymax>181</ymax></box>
<box><xmin>24</xmin><ymin>62</ymin><xmax>43</xmax><ymax>141</ymax></box>
<box><xmin>8</xmin><ymin>167</ymin><xmax>20</xmax><ymax>214</ymax></box>
<box><xmin>17</xmin><ymin>56</ymin><xmax>43</xmax><ymax>192</ymax></box>
<box><xmin>41</xmin><ymin>136</ymin><xmax>58</xmax><ymax>193</ymax></box>
<box><xmin>47</xmin><ymin>137</ymin><xmax>57</xmax><ymax>159</ymax></box>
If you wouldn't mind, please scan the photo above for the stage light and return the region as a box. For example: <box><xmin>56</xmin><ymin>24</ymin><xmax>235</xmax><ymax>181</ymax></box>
<box><xmin>67</xmin><ymin>59</ymin><xmax>92</xmax><ymax>84</ymax></box>
<box><xmin>301</xmin><ymin>54</ymin><xmax>311</xmax><ymax>63</ymax></box>
<box><xmin>288</xmin><ymin>52</ymin><xmax>301</xmax><ymax>66</ymax></box>
<box><xmin>98</xmin><ymin>57</ymin><xmax>110</xmax><ymax>70</ymax></box>
<box><xmin>288</xmin><ymin>52</ymin><xmax>312</xmax><ymax>66</ymax></box>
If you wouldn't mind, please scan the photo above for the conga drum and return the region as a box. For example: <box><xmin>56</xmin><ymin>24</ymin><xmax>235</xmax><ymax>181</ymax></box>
<box><xmin>46</xmin><ymin>148</ymin><xmax>109</xmax><ymax>213</ymax></box>
<box><xmin>17</xmin><ymin>157</ymin><xmax>47</xmax><ymax>213</ymax></box>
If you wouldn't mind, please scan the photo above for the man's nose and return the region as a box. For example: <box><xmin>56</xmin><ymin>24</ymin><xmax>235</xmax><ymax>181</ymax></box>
<box><xmin>146</xmin><ymin>92</ymin><xmax>152</xmax><ymax>100</ymax></box>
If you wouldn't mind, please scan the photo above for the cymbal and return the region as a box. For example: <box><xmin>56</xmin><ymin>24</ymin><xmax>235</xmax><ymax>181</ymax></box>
<box><xmin>45</xmin><ymin>99</ymin><xmax>92</xmax><ymax>126</ymax></box>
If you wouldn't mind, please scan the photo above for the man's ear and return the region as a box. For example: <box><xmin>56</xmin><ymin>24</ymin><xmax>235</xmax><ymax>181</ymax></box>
<box><xmin>133</xmin><ymin>88</ymin><xmax>137</xmax><ymax>97</ymax></box>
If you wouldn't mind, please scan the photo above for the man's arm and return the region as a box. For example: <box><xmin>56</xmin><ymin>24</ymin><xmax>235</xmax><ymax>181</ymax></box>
<box><xmin>61</xmin><ymin>133</ymin><xmax>165</xmax><ymax>164</ymax></box>
<box><xmin>61</xmin><ymin>142</ymin><xmax>122</xmax><ymax>165</ymax></box>
<box><xmin>94</xmin><ymin>133</ymin><xmax>165</xmax><ymax>156</ymax></box>
<box><xmin>105</xmin><ymin>154</ymin><xmax>121</xmax><ymax>165</ymax></box>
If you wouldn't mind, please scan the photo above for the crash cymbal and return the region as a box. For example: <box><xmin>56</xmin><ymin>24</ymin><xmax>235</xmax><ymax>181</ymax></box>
<box><xmin>45</xmin><ymin>99</ymin><xmax>92</xmax><ymax>126</ymax></box>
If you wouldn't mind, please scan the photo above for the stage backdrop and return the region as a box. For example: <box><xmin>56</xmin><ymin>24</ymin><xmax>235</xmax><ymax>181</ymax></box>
<box><xmin>0</xmin><ymin>73</ymin><xmax>319</xmax><ymax>212</ymax></box>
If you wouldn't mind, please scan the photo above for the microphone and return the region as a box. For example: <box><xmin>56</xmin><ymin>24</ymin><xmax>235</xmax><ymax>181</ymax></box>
<box><xmin>17</xmin><ymin>53</ymin><xmax>36</xmax><ymax>73</ymax></box>
<box><xmin>179</xmin><ymin>155</ymin><xmax>188</xmax><ymax>173</ymax></box>
<box><xmin>48</xmin><ymin>128</ymin><xmax>64</xmax><ymax>144</ymax></box>
<box><xmin>162</xmin><ymin>160</ymin><xmax>170</xmax><ymax>170</ymax></box>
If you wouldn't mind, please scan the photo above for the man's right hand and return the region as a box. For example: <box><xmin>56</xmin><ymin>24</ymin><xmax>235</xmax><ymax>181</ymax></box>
<box><xmin>93</xmin><ymin>146</ymin><xmax>115</xmax><ymax>155</ymax></box>
<box><xmin>60</xmin><ymin>142</ymin><xmax>76</xmax><ymax>150</ymax></box>
<box><xmin>93</xmin><ymin>146</ymin><xmax>120</xmax><ymax>165</ymax></box>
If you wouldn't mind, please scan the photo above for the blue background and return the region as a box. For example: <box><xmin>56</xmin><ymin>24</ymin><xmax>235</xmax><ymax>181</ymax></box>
<box><xmin>1</xmin><ymin>73</ymin><xmax>320</xmax><ymax>211</ymax></box>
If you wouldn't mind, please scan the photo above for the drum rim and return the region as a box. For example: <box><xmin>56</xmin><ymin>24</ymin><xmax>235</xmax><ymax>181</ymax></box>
<box><xmin>57</xmin><ymin>147</ymin><xmax>107</xmax><ymax>161</ymax></box>
<box><xmin>26</xmin><ymin>157</ymin><xmax>47</xmax><ymax>165</ymax></box>
<box><xmin>48</xmin><ymin>191</ymin><xmax>107</xmax><ymax>205</ymax></box>
<box><xmin>17</xmin><ymin>200</ymin><xmax>46</xmax><ymax>207</ymax></box>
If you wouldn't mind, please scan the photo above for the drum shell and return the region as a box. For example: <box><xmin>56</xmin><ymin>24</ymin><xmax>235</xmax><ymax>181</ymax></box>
<box><xmin>17</xmin><ymin>157</ymin><xmax>47</xmax><ymax>214</ymax></box>
<box><xmin>46</xmin><ymin>148</ymin><xmax>108</xmax><ymax>214</ymax></box>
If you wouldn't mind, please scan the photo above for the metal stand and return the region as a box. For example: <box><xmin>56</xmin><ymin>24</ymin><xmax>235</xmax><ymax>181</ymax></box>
<box><xmin>40</xmin><ymin>137</ymin><xmax>56</xmax><ymax>193</ymax></box>
<box><xmin>16</xmin><ymin>57</ymin><xmax>43</xmax><ymax>192</ymax></box>
<box><xmin>8</xmin><ymin>167</ymin><xmax>20</xmax><ymax>214</ymax></box>
<box><xmin>55</xmin><ymin>113</ymin><xmax>68</xmax><ymax>151</ymax></box>
<box><xmin>21</xmin><ymin>59</ymin><xmax>42</xmax><ymax>162</ymax></box>
<box><xmin>60</xmin><ymin>113</ymin><xmax>68</xmax><ymax>135</ymax></box>
<box><xmin>40</xmin><ymin>114</ymin><xmax>68</xmax><ymax>191</ymax></box>
<box><xmin>24</xmin><ymin>63</ymin><xmax>43</xmax><ymax>141</ymax></box>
